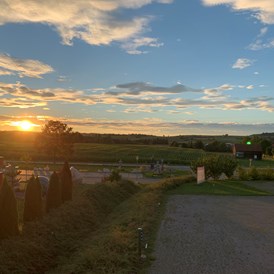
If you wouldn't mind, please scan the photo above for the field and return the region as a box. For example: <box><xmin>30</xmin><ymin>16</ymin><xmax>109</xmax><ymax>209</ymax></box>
<box><xmin>0</xmin><ymin>134</ymin><xmax>273</xmax><ymax>168</ymax></box>
<box><xmin>0</xmin><ymin>140</ymin><xmax>208</xmax><ymax>164</ymax></box>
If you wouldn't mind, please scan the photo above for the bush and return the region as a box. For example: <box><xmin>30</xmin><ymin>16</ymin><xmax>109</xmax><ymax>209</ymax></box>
<box><xmin>191</xmin><ymin>155</ymin><xmax>238</xmax><ymax>180</ymax></box>
<box><xmin>248</xmin><ymin>167</ymin><xmax>260</xmax><ymax>180</ymax></box>
<box><xmin>46</xmin><ymin>171</ymin><xmax>62</xmax><ymax>213</ymax></box>
<box><xmin>148</xmin><ymin>175</ymin><xmax>195</xmax><ymax>191</ymax></box>
<box><xmin>220</xmin><ymin>156</ymin><xmax>238</xmax><ymax>178</ymax></box>
<box><xmin>238</xmin><ymin>167</ymin><xmax>248</xmax><ymax>180</ymax></box>
<box><xmin>0</xmin><ymin>177</ymin><xmax>19</xmax><ymax>239</ymax></box>
<box><xmin>60</xmin><ymin>161</ymin><xmax>72</xmax><ymax>202</ymax></box>
<box><xmin>259</xmin><ymin>168</ymin><xmax>274</xmax><ymax>180</ymax></box>
<box><xmin>108</xmin><ymin>170</ymin><xmax>122</xmax><ymax>182</ymax></box>
<box><xmin>23</xmin><ymin>176</ymin><xmax>43</xmax><ymax>222</ymax></box>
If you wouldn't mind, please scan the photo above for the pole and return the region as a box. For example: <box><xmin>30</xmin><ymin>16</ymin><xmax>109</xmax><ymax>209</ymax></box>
<box><xmin>138</xmin><ymin>227</ymin><xmax>143</xmax><ymax>259</ymax></box>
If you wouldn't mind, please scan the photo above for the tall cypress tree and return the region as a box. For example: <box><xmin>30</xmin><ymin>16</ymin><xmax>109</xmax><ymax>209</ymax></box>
<box><xmin>60</xmin><ymin>161</ymin><xmax>72</xmax><ymax>202</ymax></box>
<box><xmin>23</xmin><ymin>176</ymin><xmax>43</xmax><ymax>222</ymax></box>
<box><xmin>46</xmin><ymin>171</ymin><xmax>62</xmax><ymax>213</ymax></box>
<box><xmin>0</xmin><ymin>177</ymin><xmax>19</xmax><ymax>239</ymax></box>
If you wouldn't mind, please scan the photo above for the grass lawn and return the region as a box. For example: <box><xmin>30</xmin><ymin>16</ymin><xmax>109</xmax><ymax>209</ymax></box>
<box><xmin>238</xmin><ymin>158</ymin><xmax>274</xmax><ymax>168</ymax></box>
<box><xmin>168</xmin><ymin>180</ymin><xmax>272</xmax><ymax>196</ymax></box>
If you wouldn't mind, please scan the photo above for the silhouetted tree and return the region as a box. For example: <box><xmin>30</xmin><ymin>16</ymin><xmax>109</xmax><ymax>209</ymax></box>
<box><xmin>60</xmin><ymin>161</ymin><xmax>72</xmax><ymax>202</ymax></box>
<box><xmin>0</xmin><ymin>177</ymin><xmax>19</xmax><ymax>239</ymax></box>
<box><xmin>36</xmin><ymin>120</ymin><xmax>75</xmax><ymax>164</ymax></box>
<box><xmin>46</xmin><ymin>171</ymin><xmax>62</xmax><ymax>213</ymax></box>
<box><xmin>260</xmin><ymin>139</ymin><xmax>272</xmax><ymax>154</ymax></box>
<box><xmin>193</xmin><ymin>140</ymin><xmax>204</xmax><ymax>149</ymax></box>
<box><xmin>23</xmin><ymin>176</ymin><xmax>43</xmax><ymax>222</ymax></box>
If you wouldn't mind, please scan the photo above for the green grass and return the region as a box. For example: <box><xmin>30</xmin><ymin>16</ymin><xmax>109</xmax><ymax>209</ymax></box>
<box><xmin>238</xmin><ymin>158</ymin><xmax>274</xmax><ymax>168</ymax></box>
<box><xmin>0</xmin><ymin>139</ymin><xmax>209</xmax><ymax>164</ymax></box>
<box><xmin>0</xmin><ymin>181</ymin><xmax>140</xmax><ymax>274</ymax></box>
<box><xmin>2</xmin><ymin>174</ymin><xmax>273</xmax><ymax>273</ymax></box>
<box><xmin>168</xmin><ymin>180</ymin><xmax>272</xmax><ymax>196</ymax></box>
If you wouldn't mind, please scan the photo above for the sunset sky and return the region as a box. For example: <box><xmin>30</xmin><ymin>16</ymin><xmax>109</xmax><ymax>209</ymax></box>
<box><xmin>1</xmin><ymin>0</ymin><xmax>274</xmax><ymax>135</ymax></box>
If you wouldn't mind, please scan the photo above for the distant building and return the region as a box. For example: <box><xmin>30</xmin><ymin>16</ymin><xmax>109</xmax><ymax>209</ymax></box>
<box><xmin>232</xmin><ymin>144</ymin><xmax>263</xmax><ymax>160</ymax></box>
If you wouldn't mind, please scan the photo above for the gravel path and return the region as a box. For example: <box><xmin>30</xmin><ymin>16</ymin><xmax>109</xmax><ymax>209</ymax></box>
<box><xmin>149</xmin><ymin>195</ymin><xmax>274</xmax><ymax>274</ymax></box>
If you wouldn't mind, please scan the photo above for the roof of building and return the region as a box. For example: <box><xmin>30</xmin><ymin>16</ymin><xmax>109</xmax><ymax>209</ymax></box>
<box><xmin>233</xmin><ymin>144</ymin><xmax>262</xmax><ymax>152</ymax></box>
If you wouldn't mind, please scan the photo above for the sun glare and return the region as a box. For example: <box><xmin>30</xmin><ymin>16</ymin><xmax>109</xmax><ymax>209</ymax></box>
<box><xmin>19</xmin><ymin>120</ymin><xmax>33</xmax><ymax>131</ymax></box>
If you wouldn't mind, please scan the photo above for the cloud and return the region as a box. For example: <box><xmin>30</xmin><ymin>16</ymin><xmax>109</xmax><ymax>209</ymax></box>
<box><xmin>0</xmin><ymin>54</ymin><xmax>54</xmax><ymax>78</ymax></box>
<box><xmin>232</xmin><ymin>58</ymin><xmax>254</xmax><ymax>69</ymax></box>
<box><xmin>57</xmin><ymin>75</ymin><xmax>69</xmax><ymax>82</ymax></box>
<box><xmin>0</xmin><ymin>69</ymin><xmax>14</xmax><ymax>76</ymax></box>
<box><xmin>248</xmin><ymin>38</ymin><xmax>274</xmax><ymax>50</ymax></box>
<box><xmin>248</xmin><ymin>27</ymin><xmax>274</xmax><ymax>50</ymax></box>
<box><xmin>34</xmin><ymin>116</ymin><xmax>274</xmax><ymax>135</ymax></box>
<box><xmin>113</xmin><ymin>82</ymin><xmax>202</xmax><ymax>95</ymax></box>
<box><xmin>0</xmin><ymin>1</ymin><xmax>173</xmax><ymax>54</ymax></box>
<box><xmin>121</xmin><ymin>37</ymin><xmax>163</xmax><ymax>54</ymax></box>
<box><xmin>202</xmin><ymin>0</ymin><xmax>274</xmax><ymax>24</ymax></box>
<box><xmin>246</xmin><ymin>85</ymin><xmax>254</xmax><ymax>90</ymax></box>
<box><xmin>0</xmin><ymin>80</ymin><xmax>273</xmax><ymax>113</ymax></box>
<box><xmin>1</xmin><ymin>114</ymin><xmax>273</xmax><ymax>135</ymax></box>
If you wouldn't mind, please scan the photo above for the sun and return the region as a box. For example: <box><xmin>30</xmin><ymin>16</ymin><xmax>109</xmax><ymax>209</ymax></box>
<box><xmin>19</xmin><ymin>120</ymin><xmax>33</xmax><ymax>131</ymax></box>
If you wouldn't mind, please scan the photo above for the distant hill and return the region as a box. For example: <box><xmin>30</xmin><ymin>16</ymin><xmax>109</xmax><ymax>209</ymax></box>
<box><xmin>1</xmin><ymin>130</ymin><xmax>273</xmax><ymax>146</ymax></box>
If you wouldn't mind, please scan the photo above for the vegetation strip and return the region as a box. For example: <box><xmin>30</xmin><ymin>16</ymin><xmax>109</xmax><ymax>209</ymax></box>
<box><xmin>0</xmin><ymin>180</ymin><xmax>139</xmax><ymax>273</ymax></box>
<box><xmin>1</xmin><ymin>174</ymin><xmax>272</xmax><ymax>273</ymax></box>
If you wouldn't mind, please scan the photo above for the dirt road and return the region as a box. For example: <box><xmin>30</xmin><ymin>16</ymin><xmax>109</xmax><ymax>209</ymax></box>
<box><xmin>149</xmin><ymin>195</ymin><xmax>274</xmax><ymax>274</ymax></box>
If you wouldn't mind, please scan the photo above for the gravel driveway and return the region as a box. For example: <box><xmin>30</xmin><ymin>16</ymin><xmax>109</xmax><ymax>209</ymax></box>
<box><xmin>149</xmin><ymin>195</ymin><xmax>274</xmax><ymax>274</ymax></box>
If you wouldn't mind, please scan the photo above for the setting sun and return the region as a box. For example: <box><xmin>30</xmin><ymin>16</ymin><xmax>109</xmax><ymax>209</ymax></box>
<box><xmin>20</xmin><ymin>121</ymin><xmax>33</xmax><ymax>131</ymax></box>
<box><xmin>19</xmin><ymin>121</ymin><xmax>33</xmax><ymax>131</ymax></box>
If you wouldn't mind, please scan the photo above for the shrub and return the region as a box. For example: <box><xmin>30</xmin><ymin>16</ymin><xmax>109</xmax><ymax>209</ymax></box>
<box><xmin>60</xmin><ymin>161</ymin><xmax>72</xmax><ymax>202</ymax></box>
<box><xmin>46</xmin><ymin>171</ymin><xmax>62</xmax><ymax>213</ymax></box>
<box><xmin>220</xmin><ymin>156</ymin><xmax>238</xmax><ymax>178</ymax></box>
<box><xmin>0</xmin><ymin>177</ymin><xmax>19</xmax><ymax>239</ymax></box>
<box><xmin>148</xmin><ymin>175</ymin><xmax>195</xmax><ymax>191</ymax></box>
<box><xmin>248</xmin><ymin>167</ymin><xmax>260</xmax><ymax>180</ymax></box>
<box><xmin>23</xmin><ymin>176</ymin><xmax>43</xmax><ymax>222</ymax></box>
<box><xmin>259</xmin><ymin>168</ymin><xmax>274</xmax><ymax>180</ymax></box>
<box><xmin>191</xmin><ymin>157</ymin><xmax>212</xmax><ymax>180</ymax></box>
<box><xmin>191</xmin><ymin>155</ymin><xmax>238</xmax><ymax>180</ymax></box>
<box><xmin>108</xmin><ymin>170</ymin><xmax>122</xmax><ymax>182</ymax></box>
<box><xmin>238</xmin><ymin>166</ymin><xmax>248</xmax><ymax>180</ymax></box>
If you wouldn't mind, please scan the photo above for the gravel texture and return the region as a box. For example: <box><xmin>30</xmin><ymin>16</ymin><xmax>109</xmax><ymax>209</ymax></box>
<box><xmin>149</xmin><ymin>195</ymin><xmax>274</xmax><ymax>274</ymax></box>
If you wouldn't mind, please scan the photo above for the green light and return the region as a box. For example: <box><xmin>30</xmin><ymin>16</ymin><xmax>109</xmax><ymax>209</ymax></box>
<box><xmin>246</xmin><ymin>141</ymin><xmax>252</xmax><ymax>145</ymax></box>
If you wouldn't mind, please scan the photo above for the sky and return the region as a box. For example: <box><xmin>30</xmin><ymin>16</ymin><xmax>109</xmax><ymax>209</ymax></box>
<box><xmin>0</xmin><ymin>0</ymin><xmax>274</xmax><ymax>136</ymax></box>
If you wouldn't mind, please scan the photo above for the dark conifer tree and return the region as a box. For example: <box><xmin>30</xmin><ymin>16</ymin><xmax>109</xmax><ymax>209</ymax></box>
<box><xmin>46</xmin><ymin>171</ymin><xmax>62</xmax><ymax>212</ymax></box>
<box><xmin>60</xmin><ymin>161</ymin><xmax>72</xmax><ymax>202</ymax></box>
<box><xmin>23</xmin><ymin>176</ymin><xmax>43</xmax><ymax>222</ymax></box>
<box><xmin>0</xmin><ymin>177</ymin><xmax>19</xmax><ymax>239</ymax></box>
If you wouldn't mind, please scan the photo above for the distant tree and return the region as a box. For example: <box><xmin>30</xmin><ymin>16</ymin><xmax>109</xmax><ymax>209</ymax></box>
<box><xmin>204</xmin><ymin>141</ymin><xmax>229</xmax><ymax>152</ymax></box>
<box><xmin>193</xmin><ymin>140</ymin><xmax>204</xmax><ymax>149</ymax></box>
<box><xmin>260</xmin><ymin>139</ymin><xmax>272</xmax><ymax>154</ymax></box>
<box><xmin>23</xmin><ymin>176</ymin><xmax>43</xmax><ymax>222</ymax></box>
<box><xmin>242</xmin><ymin>135</ymin><xmax>262</xmax><ymax>145</ymax></box>
<box><xmin>170</xmin><ymin>141</ymin><xmax>179</xmax><ymax>147</ymax></box>
<box><xmin>60</xmin><ymin>161</ymin><xmax>72</xmax><ymax>202</ymax></box>
<box><xmin>36</xmin><ymin>120</ymin><xmax>76</xmax><ymax>164</ymax></box>
<box><xmin>266</xmin><ymin>146</ymin><xmax>273</xmax><ymax>156</ymax></box>
<box><xmin>0</xmin><ymin>177</ymin><xmax>19</xmax><ymax>239</ymax></box>
<box><xmin>46</xmin><ymin>171</ymin><xmax>62</xmax><ymax>213</ymax></box>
